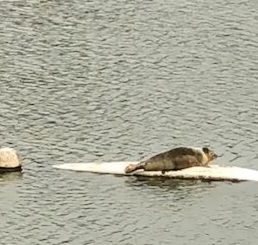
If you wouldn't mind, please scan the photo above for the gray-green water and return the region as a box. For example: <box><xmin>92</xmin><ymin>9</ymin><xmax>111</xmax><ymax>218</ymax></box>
<box><xmin>1</xmin><ymin>0</ymin><xmax>258</xmax><ymax>244</ymax></box>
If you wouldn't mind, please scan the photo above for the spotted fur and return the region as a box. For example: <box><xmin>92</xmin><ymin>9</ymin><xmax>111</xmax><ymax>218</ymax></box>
<box><xmin>125</xmin><ymin>146</ymin><xmax>218</xmax><ymax>174</ymax></box>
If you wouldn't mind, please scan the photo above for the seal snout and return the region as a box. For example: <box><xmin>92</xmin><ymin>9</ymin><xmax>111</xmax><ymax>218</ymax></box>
<box><xmin>213</xmin><ymin>153</ymin><xmax>218</xmax><ymax>159</ymax></box>
<box><xmin>203</xmin><ymin>147</ymin><xmax>219</xmax><ymax>161</ymax></box>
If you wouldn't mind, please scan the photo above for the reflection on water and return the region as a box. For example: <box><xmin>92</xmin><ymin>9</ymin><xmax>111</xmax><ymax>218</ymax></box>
<box><xmin>124</xmin><ymin>175</ymin><xmax>218</xmax><ymax>205</ymax></box>
<box><xmin>0</xmin><ymin>172</ymin><xmax>23</xmax><ymax>185</ymax></box>
<box><xmin>0</xmin><ymin>0</ymin><xmax>258</xmax><ymax>244</ymax></box>
<box><xmin>125</xmin><ymin>175</ymin><xmax>212</xmax><ymax>191</ymax></box>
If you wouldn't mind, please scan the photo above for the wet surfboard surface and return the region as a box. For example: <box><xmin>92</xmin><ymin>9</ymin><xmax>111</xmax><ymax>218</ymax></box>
<box><xmin>53</xmin><ymin>162</ymin><xmax>258</xmax><ymax>182</ymax></box>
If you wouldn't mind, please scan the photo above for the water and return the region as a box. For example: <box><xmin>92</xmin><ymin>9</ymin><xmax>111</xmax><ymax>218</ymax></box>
<box><xmin>0</xmin><ymin>0</ymin><xmax>258</xmax><ymax>244</ymax></box>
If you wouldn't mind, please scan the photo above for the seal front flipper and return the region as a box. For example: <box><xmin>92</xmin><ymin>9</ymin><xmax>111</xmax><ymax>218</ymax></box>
<box><xmin>161</xmin><ymin>168</ymin><xmax>183</xmax><ymax>174</ymax></box>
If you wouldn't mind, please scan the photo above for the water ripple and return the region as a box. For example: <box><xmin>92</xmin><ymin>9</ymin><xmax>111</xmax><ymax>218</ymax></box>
<box><xmin>0</xmin><ymin>0</ymin><xmax>258</xmax><ymax>244</ymax></box>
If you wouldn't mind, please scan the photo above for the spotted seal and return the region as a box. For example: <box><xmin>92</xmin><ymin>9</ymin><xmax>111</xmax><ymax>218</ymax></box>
<box><xmin>125</xmin><ymin>147</ymin><xmax>218</xmax><ymax>174</ymax></box>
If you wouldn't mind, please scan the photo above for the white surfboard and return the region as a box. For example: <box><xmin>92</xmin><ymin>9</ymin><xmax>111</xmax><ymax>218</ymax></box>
<box><xmin>53</xmin><ymin>162</ymin><xmax>258</xmax><ymax>182</ymax></box>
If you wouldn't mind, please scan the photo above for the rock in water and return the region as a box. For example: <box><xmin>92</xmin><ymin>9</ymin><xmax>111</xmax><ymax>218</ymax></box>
<box><xmin>0</xmin><ymin>147</ymin><xmax>22</xmax><ymax>172</ymax></box>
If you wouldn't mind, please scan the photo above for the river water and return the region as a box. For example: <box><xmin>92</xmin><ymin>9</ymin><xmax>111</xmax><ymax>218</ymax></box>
<box><xmin>0</xmin><ymin>0</ymin><xmax>258</xmax><ymax>244</ymax></box>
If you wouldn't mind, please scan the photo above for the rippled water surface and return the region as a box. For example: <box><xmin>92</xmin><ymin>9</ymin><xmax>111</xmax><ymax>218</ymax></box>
<box><xmin>1</xmin><ymin>0</ymin><xmax>258</xmax><ymax>244</ymax></box>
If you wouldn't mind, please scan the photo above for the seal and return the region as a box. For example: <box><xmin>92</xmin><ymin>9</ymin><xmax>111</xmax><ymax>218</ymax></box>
<box><xmin>124</xmin><ymin>147</ymin><xmax>218</xmax><ymax>174</ymax></box>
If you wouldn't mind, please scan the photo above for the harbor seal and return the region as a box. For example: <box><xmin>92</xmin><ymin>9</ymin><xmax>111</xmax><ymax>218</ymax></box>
<box><xmin>124</xmin><ymin>147</ymin><xmax>218</xmax><ymax>174</ymax></box>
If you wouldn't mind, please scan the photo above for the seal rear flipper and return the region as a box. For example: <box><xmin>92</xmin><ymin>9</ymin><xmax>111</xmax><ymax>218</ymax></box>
<box><xmin>125</xmin><ymin>161</ymin><xmax>146</xmax><ymax>173</ymax></box>
<box><xmin>124</xmin><ymin>164</ymin><xmax>137</xmax><ymax>173</ymax></box>
<box><xmin>124</xmin><ymin>164</ymin><xmax>143</xmax><ymax>173</ymax></box>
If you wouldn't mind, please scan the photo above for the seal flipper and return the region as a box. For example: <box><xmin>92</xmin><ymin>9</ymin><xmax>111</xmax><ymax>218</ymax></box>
<box><xmin>161</xmin><ymin>168</ymin><xmax>183</xmax><ymax>174</ymax></box>
<box><xmin>124</xmin><ymin>161</ymin><xmax>146</xmax><ymax>173</ymax></box>
<box><xmin>124</xmin><ymin>164</ymin><xmax>137</xmax><ymax>173</ymax></box>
